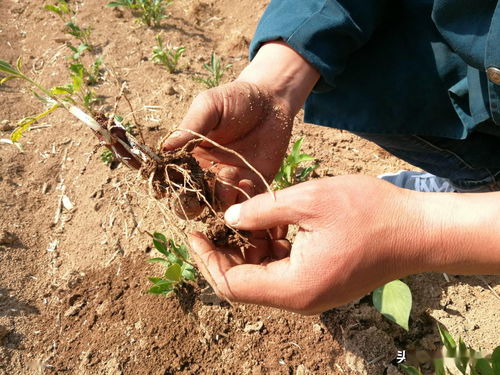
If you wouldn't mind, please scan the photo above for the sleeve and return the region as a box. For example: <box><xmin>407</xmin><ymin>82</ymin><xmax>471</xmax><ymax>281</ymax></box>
<box><xmin>249</xmin><ymin>0</ymin><xmax>389</xmax><ymax>91</ymax></box>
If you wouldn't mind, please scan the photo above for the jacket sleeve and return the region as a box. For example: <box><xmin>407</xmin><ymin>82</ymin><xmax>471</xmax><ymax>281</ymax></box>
<box><xmin>249</xmin><ymin>0</ymin><xmax>389</xmax><ymax>91</ymax></box>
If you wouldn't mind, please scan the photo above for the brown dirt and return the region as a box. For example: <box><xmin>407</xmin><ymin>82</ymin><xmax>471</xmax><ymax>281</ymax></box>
<box><xmin>0</xmin><ymin>0</ymin><xmax>499</xmax><ymax>374</ymax></box>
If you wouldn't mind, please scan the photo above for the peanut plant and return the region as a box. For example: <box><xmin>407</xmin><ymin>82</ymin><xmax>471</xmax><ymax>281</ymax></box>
<box><xmin>107</xmin><ymin>0</ymin><xmax>173</xmax><ymax>28</ymax></box>
<box><xmin>194</xmin><ymin>52</ymin><xmax>232</xmax><ymax>88</ymax></box>
<box><xmin>148</xmin><ymin>233</ymin><xmax>197</xmax><ymax>296</ymax></box>
<box><xmin>151</xmin><ymin>34</ymin><xmax>185</xmax><ymax>73</ymax></box>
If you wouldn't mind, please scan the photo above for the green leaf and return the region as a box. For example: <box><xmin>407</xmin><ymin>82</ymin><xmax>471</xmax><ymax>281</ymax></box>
<box><xmin>433</xmin><ymin>358</ymin><xmax>446</xmax><ymax>375</ymax></box>
<box><xmin>148</xmin><ymin>280</ymin><xmax>173</xmax><ymax>295</ymax></box>
<box><xmin>50</xmin><ymin>85</ymin><xmax>73</xmax><ymax>95</ymax></box>
<box><xmin>476</xmin><ymin>359</ymin><xmax>493</xmax><ymax>375</ymax></box>
<box><xmin>372</xmin><ymin>280</ymin><xmax>412</xmax><ymax>331</ymax></box>
<box><xmin>0</xmin><ymin>60</ymin><xmax>19</xmax><ymax>76</ymax></box>
<box><xmin>164</xmin><ymin>263</ymin><xmax>182</xmax><ymax>282</ymax></box>
<box><xmin>148</xmin><ymin>277</ymin><xmax>162</xmax><ymax>283</ymax></box>
<box><xmin>438</xmin><ymin>324</ymin><xmax>457</xmax><ymax>356</ymax></box>
<box><xmin>16</xmin><ymin>56</ymin><xmax>23</xmax><ymax>73</ymax></box>
<box><xmin>492</xmin><ymin>346</ymin><xmax>500</xmax><ymax>375</ymax></box>
<box><xmin>455</xmin><ymin>338</ymin><xmax>470</xmax><ymax>374</ymax></box>
<box><xmin>147</xmin><ymin>257</ymin><xmax>171</xmax><ymax>266</ymax></box>
<box><xmin>181</xmin><ymin>263</ymin><xmax>196</xmax><ymax>281</ymax></box>
<box><xmin>399</xmin><ymin>364</ymin><xmax>422</xmax><ymax>375</ymax></box>
<box><xmin>291</xmin><ymin>138</ymin><xmax>304</xmax><ymax>157</ymax></box>
<box><xmin>172</xmin><ymin>241</ymin><xmax>189</xmax><ymax>260</ymax></box>
<box><xmin>43</xmin><ymin>4</ymin><xmax>62</xmax><ymax>14</ymax></box>
<box><xmin>0</xmin><ymin>76</ymin><xmax>16</xmax><ymax>85</ymax></box>
<box><xmin>298</xmin><ymin>165</ymin><xmax>318</xmax><ymax>181</ymax></box>
<box><xmin>153</xmin><ymin>232</ymin><xmax>169</xmax><ymax>255</ymax></box>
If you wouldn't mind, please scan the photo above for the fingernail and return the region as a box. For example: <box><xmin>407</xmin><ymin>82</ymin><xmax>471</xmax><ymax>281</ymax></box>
<box><xmin>224</xmin><ymin>204</ymin><xmax>241</xmax><ymax>225</ymax></box>
<box><xmin>168</xmin><ymin>130</ymin><xmax>183</xmax><ymax>139</ymax></box>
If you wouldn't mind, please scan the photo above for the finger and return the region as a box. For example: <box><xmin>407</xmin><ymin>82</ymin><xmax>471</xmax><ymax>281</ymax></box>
<box><xmin>162</xmin><ymin>90</ymin><xmax>221</xmax><ymax>151</ymax></box>
<box><xmin>272</xmin><ymin>239</ymin><xmax>291</xmax><ymax>260</ymax></box>
<box><xmin>189</xmin><ymin>232</ymin><xmax>293</xmax><ymax>306</ymax></box>
<box><xmin>224</xmin><ymin>182</ymin><xmax>317</xmax><ymax>230</ymax></box>
<box><xmin>237</xmin><ymin>179</ymin><xmax>255</xmax><ymax>202</ymax></box>
<box><xmin>214</xmin><ymin>166</ymin><xmax>241</xmax><ymax>210</ymax></box>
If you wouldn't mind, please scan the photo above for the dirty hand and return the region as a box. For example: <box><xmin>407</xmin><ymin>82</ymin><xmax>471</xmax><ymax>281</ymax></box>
<box><xmin>188</xmin><ymin>175</ymin><xmax>500</xmax><ymax>314</ymax></box>
<box><xmin>162</xmin><ymin>41</ymin><xmax>319</xmax><ymax>206</ymax></box>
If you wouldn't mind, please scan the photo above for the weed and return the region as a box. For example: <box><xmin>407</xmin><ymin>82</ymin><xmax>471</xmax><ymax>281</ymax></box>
<box><xmin>107</xmin><ymin>0</ymin><xmax>173</xmax><ymax>28</ymax></box>
<box><xmin>273</xmin><ymin>138</ymin><xmax>318</xmax><ymax>190</ymax></box>
<box><xmin>194</xmin><ymin>52</ymin><xmax>232</xmax><ymax>88</ymax></box>
<box><xmin>147</xmin><ymin>233</ymin><xmax>196</xmax><ymax>296</ymax></box>
<box><xmin>400</xmin><ymin>325</ymin><xmax>500</xmax><ymax>375</ymax></box>
<box><xmin>100</xmin><ymin>148</ymin><xmax>114</xmax><ymax>164</ymax></box>
<box><xmin>151</xmin><ymin>34</ymin><xmax>185</xmax><ymax>73</ymax></box>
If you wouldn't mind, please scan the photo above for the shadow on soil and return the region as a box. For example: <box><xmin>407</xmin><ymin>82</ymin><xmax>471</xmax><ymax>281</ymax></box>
<box><xmin>0</xmin><ymin>288</ymin><xmax>40</xmax><ymax>317</ymax></box>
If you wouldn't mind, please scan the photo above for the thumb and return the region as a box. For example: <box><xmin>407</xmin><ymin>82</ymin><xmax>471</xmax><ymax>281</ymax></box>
<box><xmin>189</xmin><ymin>232</ymin><xmax>293</xmax><ymax>307</ymax></box>
<box><xmin>224</xmin><ymin>182</ymin><xmax>316</xmax><ymax>230</ymax></box>
<box><xmin>162</xmin><ymin>90</ymin><xmax>222</xmax><ymax>151</ymax></box>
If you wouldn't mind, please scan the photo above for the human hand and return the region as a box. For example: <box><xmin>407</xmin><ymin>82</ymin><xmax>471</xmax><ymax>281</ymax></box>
<box><xmin>162</xmin><ymin>42</ymin><xmax>319</xmax><ymax>207</ymax></box>
<box><xmin>188</xmin><ymin>175</ymin><xmax>440</xmax><ymax>314</ymax></box>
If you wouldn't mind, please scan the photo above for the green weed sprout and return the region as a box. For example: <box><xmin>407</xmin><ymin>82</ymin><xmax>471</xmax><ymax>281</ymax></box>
<box><xmin>400</xmin><ymin>325</ymin><xmax>500</xmax><ymax>375</ymax></box>
<box><xmin>107</xmin><ymin>0</ymin><xmax>173</xmax><ymax>28</ymax></box>
<box><xmin>194</xmin><ymin>52</ymin><xmax>232</xmax><ymax>88</ymax></box>
<box><xmin>100</xmin><ymin>148</ymin><xmax>114</xmax><ymax>164</ymax></box>
<box><xmin>151</xmin><ymin>34</ymin><xmax>185</xmax><ymax>73</ymax></box>
<box><xmin>147</xmin><ymin>233</ymin><xmax>197</xmax><ymax>296</ymax></box>
<box><xmin>273</xmin><ymin>138</ymin><xmax>318</xmax><ymax>190</ymax></box>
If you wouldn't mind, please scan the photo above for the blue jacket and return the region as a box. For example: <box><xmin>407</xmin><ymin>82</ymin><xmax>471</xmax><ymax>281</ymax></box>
<box><xmin>250</xmin><ymin>0</ymin><xmax>500</xmax><ymax>139</ymax></box>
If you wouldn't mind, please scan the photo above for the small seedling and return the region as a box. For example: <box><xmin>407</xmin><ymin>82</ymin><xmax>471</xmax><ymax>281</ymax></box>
<box><xmin>68</xmin><ymin>56</ymin><xmax>104</xmax><ymax>86</ymax></box>
<box><xmin>100</xmin><ymin>148</ymin><xmax>114</xmax><ymax>164</ymax></box>
<box><xmin>194</xmin><ymin>52</ymin><xmax>232</xmax><ymax>88</ymax></box>
<box><xmin>147</xmin><ymin>233</ymin><xmax>196</xmax><ymax>296</ymax></box>
<box><xmin>107</xmin><ymin>0</ymin><xmax>173</xmax><ymax>28</ymax></box>
<box><xmin>273</xmin><ymin>138</ymin><xmax>318</xmax><ymax>190</ymax></box>
<box><xmin>400</xmin><ymin>325</ymin><xmax>500</xmax><ymax>375</ymax></box>
<box><xmin>43</xmin><ymin>0</ymin><xmax>72</xmax><ymax>21</ymax></box>
<box><xmin>65</xmin><ymin>22</ymin><xmax>93</xmax><ymax>50</ymax></box>
<box><xmin>45</xmin><ymin>1</ymin><xmax>94</xmax><ymax>50</ymax></box>
<box><xmin>151</xmin><ymin>34</ymin><xmax>185</xmax><ymax>73</ymax></box>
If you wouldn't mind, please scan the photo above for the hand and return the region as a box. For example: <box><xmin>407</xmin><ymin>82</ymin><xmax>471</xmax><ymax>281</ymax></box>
<box><xmin>188</xmin><ymin>176</ymin><xmax>421</xmax><ymax>314</ymax></box>
<box><xmin>162</xmin><ymin>41</ymin><xmax>319</xmax><ymax>207</ymax></box>
<box><xmin>188</xmin><ymin>175</ymin><xmax>500</xmax><ymax>314</ymax></box>
<box><xmin>162</xmin><ymin>81</ymin><xmax>294</xmax><ymax>205</ymax></box>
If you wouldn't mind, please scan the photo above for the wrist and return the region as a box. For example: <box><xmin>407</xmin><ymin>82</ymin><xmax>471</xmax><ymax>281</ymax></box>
<box><xmin>391</xmin><ymin>190</ymin><xmax>500</xmax><ymax>276</ymax></box>
<box><xmin>237</xmin><ymin>41</ymin><xmax>320</xmax><ymax>115</ymax></box>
